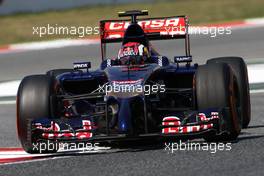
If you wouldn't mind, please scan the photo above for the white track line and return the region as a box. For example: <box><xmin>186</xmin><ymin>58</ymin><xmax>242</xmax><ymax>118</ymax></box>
<box><xmin>245</xmin><ymin>17</ymin><xmax>264</xmax><ymax>25</ymax></box>
<box><xmin>0</xmin><ymin>146</ymin><xmax>117</xmax><ymax>165</ymax></box>
<box><xmin>10</xmin><ymin>39</ymin><xmax>99</xmax><ymax>51</ymax></box>
<box><xmin>247</xmin><ymin>64</ymin><xmax>264</xmax><ymax>84</ymax></box>
<box><xmin>0</xmin><ymin>80</ymin><xmax>20</xmax><ymax>97</ymax></box>
<box><xmin>0</xmin><ymin>100</ymin><xmax>16</xmax><ymax>105</ymax></box>
<box><xmin>0</xmin><ymin>39</ymin><xmax>99</xmax><ymax>54</ymax></box>
<box><xmin>250</xmin><ymin>89</ymin><xmax>264</xmax><ymax>94</ymax></box>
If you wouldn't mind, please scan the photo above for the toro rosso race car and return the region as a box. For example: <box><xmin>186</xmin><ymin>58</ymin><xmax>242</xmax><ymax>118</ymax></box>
<box><xmin>17</xmin><ymin>10</ymin><xmax>251</xmax><ymax>153</ymax></box>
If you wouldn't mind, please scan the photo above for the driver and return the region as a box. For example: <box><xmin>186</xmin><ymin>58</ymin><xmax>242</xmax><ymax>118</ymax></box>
<box><xmin>117</xmin><ymin>42</ymin><xmax>150</xmax><ymax>65</ymax></box>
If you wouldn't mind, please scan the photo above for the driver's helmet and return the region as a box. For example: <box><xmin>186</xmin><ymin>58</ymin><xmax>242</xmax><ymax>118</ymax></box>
<box><xmin>117</xmin><ymin>42</ymin><xmax>149</xmax><ymax>65</ymax></box>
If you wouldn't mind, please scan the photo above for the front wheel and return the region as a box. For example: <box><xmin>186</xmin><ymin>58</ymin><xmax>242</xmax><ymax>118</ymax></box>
<box><xmin>17</xmin><ymin>75</ymin><xmax>58</xmax><ymax>153</ymax></box>
<box><xmin>206</xmin><ymin>57</ymin><xmax>251</xmax><ymax>128</ymax></box>
<box><xmin>195</xmin><ymin>63</ymin><xmax>241</xmax><ymax>141</ymax></box>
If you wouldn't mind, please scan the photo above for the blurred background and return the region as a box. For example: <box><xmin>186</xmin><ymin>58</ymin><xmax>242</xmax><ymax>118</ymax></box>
<box><xmin>0</xmin><ymin>0</ymin><xmax>152</xmax><ymax>15</ymax></box>
<box><xmin>0</xmin><ymin>1</ymin><xmax>264</xmax><ymax>172</ymax></box>
<box><xmin>0</xmin><ymin>0</ymin><xmax>264</xmax><ymax>45</ymax></box>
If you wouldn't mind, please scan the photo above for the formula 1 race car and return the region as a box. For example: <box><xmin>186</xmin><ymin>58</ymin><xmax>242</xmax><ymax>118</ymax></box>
<box><xmin>17</xmin><ymin>10</ymin><xmax>250</xmax><ymax>153</ymax></box>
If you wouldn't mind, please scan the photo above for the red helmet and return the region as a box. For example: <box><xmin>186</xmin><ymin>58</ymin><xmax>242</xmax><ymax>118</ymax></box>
<box><xmin>118</xmin><ymin>42</ymin><xmax>149</xmax><ymax>63</ymax></box>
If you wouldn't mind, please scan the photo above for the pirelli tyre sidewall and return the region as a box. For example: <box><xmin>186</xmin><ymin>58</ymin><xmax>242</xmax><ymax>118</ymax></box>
<box><xmin>17</xmin><ymin>74</ymin><xmax>57</xmax><ymax>153</ymax></box>
<box><xmin>195</xmin><ymin>63</ymin><xmax>241</xmax><ymax>141</ymax></box>
<box><xmin>206</xmin><ymin>57</ymin><xmax>251</xmax><ymax>128</ymax></box>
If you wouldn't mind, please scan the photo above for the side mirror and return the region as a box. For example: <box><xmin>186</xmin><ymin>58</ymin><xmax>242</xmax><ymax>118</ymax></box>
<box><xmin>174</xmin><ymin>56</ymin><xmax>192</xmax><ymax>63</ymax></box>
<box><xmin>73</xmin><ymin>61</ymin><xmax>91</xmax><ymax>71</ymax></box>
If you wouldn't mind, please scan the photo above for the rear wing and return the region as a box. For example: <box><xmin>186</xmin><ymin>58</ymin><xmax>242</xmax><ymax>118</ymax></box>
<box><xmin>99</xmin><ymin>15</ymin><xmax>190</xmax><ymax>60</ymax></box>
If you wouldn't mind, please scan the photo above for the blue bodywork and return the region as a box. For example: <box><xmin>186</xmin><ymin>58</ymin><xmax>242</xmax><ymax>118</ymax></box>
<box><xmin>31</xmin><ymin>57</ymin><xmax>225</xmax><ymax>142</ymax></box>
<box><xmin>30</xmin><ymin>12</ymin><xmax>226</xmax><ymax>142</ymax></box>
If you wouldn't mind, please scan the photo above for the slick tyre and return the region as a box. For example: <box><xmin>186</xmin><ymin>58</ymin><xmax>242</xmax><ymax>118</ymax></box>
<box><xmin>17</xmin><ymin>75</ymin><xmax>58</xmax><ymax>153</ymax></box>
<box><xmin>195</xmin><ymin>63</ymin><xmax>241</xmax><ymax>141</ymax></box>
<box><xmin>207</xmin><ymin>57</ymin><xmax>251</xmax><ymax>128</ymax></box>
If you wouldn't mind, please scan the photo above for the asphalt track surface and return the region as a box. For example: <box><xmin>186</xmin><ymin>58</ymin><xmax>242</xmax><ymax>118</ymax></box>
<box><xmin>0</xmin><ymin>26</ymin><xmax>264</xmax><ymax>175</ymax></box>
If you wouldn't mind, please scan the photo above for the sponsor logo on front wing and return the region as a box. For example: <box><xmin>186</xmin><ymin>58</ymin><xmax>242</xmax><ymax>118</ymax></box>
<box><xmin>35</xmin><ymin>120</ymin><xmax>92</xmax><ymax>139</ymax></box>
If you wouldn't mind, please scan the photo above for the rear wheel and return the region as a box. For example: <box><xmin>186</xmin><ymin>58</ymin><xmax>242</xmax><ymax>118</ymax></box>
<box><xmin>195</xmin><ymin>63</ymin><xmax>241</xmax><ymax>141</ymax></box>
<box><xmin>207</xmin><ymin>57</ymin><xmax>251</xmax><ymax>128</ymax></box>
<box><xmin>17</xmin><ymin>75</ymin><xmax>58</xmax><ymax>153</ymax></box>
